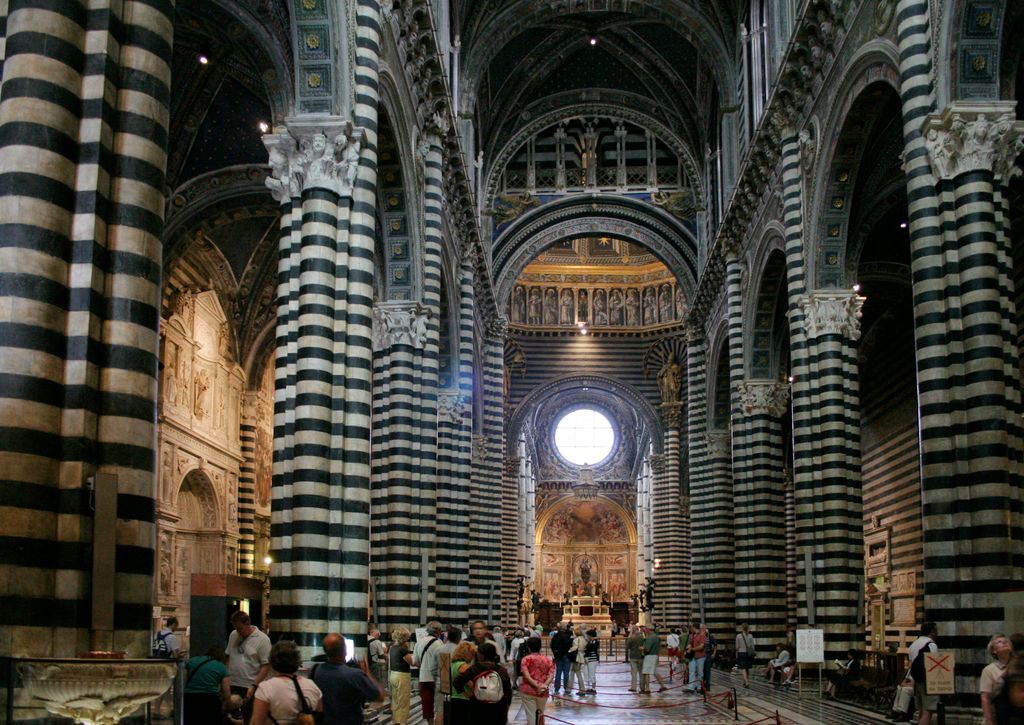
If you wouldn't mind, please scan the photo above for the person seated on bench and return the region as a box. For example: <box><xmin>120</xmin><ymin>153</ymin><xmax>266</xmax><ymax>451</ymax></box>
<box><xmin>764</xmin><ymin>643</ymin><xmax>792</xmax><ymax>685</ymax></box>
<box><xmin>824</xmin><ymin>649</ymin><xmax>862</xmax><ymax>699</ymax></box>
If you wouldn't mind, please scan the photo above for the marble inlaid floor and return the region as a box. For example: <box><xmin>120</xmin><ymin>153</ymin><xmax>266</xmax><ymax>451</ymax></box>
<box><xmin>372</xmin><ymin>659</ymin><xmax>895</xmax><ymax>725</ymax></box>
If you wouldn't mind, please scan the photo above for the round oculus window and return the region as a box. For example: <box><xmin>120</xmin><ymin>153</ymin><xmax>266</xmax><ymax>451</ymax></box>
<box><xmin>554</xmin><ymin>408</ymin><xmax>615</xmax><ymax>466</ymax></box>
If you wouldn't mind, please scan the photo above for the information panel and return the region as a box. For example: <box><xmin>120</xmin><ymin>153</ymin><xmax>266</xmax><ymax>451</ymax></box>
<box><xmin>796</xmin><ymin>629</ymin><xmax>824</xmax><ymax>663</ymax></box>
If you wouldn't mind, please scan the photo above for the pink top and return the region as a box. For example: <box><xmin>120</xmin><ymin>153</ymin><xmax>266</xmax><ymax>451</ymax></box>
<box><xmin>520</xmin><ymin>653</ymin><xmax>554</xmax><ymax>697</ymax></box>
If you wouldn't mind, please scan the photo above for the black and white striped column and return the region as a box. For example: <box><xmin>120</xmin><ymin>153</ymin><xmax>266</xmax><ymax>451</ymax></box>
<box><xmin>687</xmin><ymin>327</ymin><xmax>736</xmax><ymax>634</ymax></box>
<box><xmin>0</xmin><ymin>0</ymin><xmax>174</xmax><ymax>660</ymax></box>
<box><xmin>237</xmin><ymin>393</ymin><xmax>260</xmax><ymax>576</ymax></box>
<box><xmin>264</xmin><ymin>116</ymin><xmax>375</xmax><ymax>656</ymax></box>
<box><xmin>652</xmin><ymin>405</ymin><xmax>688</xmax><ymax>626</ymax></box>
<box><xmin>793</xmin><ymin>291</ymin><xmax>864</xmax><ymax>657</ymax></box>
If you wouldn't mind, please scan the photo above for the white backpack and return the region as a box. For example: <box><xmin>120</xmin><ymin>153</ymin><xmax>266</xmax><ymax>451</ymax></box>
<box><xmin>471</xmin><ymin>669</ymin><xmax>503</xmax><ymax>703</ymax></box>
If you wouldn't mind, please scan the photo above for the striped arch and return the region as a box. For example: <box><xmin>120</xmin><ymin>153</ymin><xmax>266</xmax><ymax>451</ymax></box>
<box><xmin>811</xmin><ymin>59</ymin><xmax>902</xmax><ymax>288</ymax></box>
<box><xmin>493</xmin><ymin>196</ymin><xmax>699</xmax><ymax>309</ymax></box>
<box><xmin>747</xmin><ymin>242</ymin><xmax>788</xmax><ymax>379</ymax></box>
<box><xmin>706</xmin><ymin>326</ymin><xmax>731</xmax><ymax>431</ymax></box>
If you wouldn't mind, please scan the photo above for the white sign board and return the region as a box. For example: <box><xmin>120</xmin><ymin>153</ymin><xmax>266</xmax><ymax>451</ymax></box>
<box><xmin>925</xmin><ymin>650</ymin><xmax>955</xmax><ymax>695</ymax></box>
<box><xmin>415</xmin><ymin>627</ymin><xmax>429</xmax><ymax>643</ymax></box>
<box><xmin>796</xmin><ymin>629</ymin><xmax>824</xmax><ymax>663</ymax></box>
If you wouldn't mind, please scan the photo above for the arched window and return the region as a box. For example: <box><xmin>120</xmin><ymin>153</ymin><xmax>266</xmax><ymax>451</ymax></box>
<box><xmin>744</xmin><ymin>0</ymin><xmax>771</xmax><ymax>137</ymax></box>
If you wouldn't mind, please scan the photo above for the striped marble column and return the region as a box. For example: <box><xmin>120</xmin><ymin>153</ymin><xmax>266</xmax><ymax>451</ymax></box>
<box><xmin>652</xmin><ymin>407</ymin><xmax>688</xmax><ymax>626</ymax></box>
<box><xmin>687</xmin><ymin>327</ymin><xmax>735</xmax><ymax>634</ymax></box>
<box><xmin>916</xmin><ymin>102</ymin><xmax>1024</xmax><ymax>695</ymax></box>
<box><xmin>370</xmin><ymin>129</ymin><xmax>444</xmax><ymax>630</ymax></box>
<box><xmin>0</xmin><ymin>0</ymin><xmax>173</xmax><ymax>662</ymax></box>
<box><xmin>470</xmin><ymin>317</ymin><xmax>506</xmax><ymax>623</ymax></box>
<box><xmin>264</xmin><ymin>117</ymin><xmax>375</xmax><ymax>655</ymax></box>
<box><xmin>733</xmin><ymin>380</ymin><xmax>789</xmax><ymax>645</ymax></box>
<box><xmin>793</xmin><ymin>291</ymin><xmax>864</xmax><ymax>657</ymax></box>
<box><xmin>237</xmin><ymin>392</ymin><xmax>261</xmax><ymax>576</ymax></box>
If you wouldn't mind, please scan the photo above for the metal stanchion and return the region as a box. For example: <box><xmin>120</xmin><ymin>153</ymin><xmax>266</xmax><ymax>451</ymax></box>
<box><xmin>732</xmin><ymin>686</ymin><xmax>739</xmax><ymax>720</ymax></box>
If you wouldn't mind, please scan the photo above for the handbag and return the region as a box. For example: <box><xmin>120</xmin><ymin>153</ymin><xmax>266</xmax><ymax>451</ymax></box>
<box><xmin>267</xmin><ymin>676</ymin><xmax>317</xmax><ymax>725</ymax></box>
<box><xmin>892</xmin><ymin>683</ymin><xmax>913</xmax><ymax>715</ymax></box>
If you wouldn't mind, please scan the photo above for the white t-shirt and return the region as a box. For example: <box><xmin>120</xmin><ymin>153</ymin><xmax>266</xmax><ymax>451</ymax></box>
<box><xmin>413</xmin><ymin>636</ymin><xmax>442</xmax><ymax>682</ymax></box>
<box><xmin>227</xmin><ymin>626</ymin><xmax>272</xmax><ymax>687</ymax></box>
<box><xmin>158</xmin><ymin>628</ymin><xmax>181</xmax><ymax>655</ymax></box>
<box><xmin>666</xmin><ymin>633</ymin><xmax>680</xmax><ymax>649</ymax></box>
<box><xmin>254</xmin><ymin>675</ymin><xmax>321</xmax><ymax>725</ymax></box>
<box><xmin>907</xmin><ymin>636</ymin><xmax>936</xmax><ymax>683</ymax></box>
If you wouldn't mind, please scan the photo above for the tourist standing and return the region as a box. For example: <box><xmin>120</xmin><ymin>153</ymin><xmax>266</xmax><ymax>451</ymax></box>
<box><xmin>367</xmin><ymin>628</ymin><xmax>387</xmax><ymax>688</ymax></box>
<box><xmin>686</xmin><ymin>621</ymin><xmax>708</xmax><ymax>691</ymax></box>
<box><xmin>312</xmin><ymin>633</ymin><xmax>383</xmax><ymax>725</ymax></box>
<box><xmin>641</xmin><ymin>625</ymin><xmax>667</xmax><ymax>693</ymax></box>
<box><xmin>982</xmin><ymin>634</ymin><xmax>1015</xmax><ymax>725</ymax></box>
<box><xmin>449</xmin><ymin>641</ymin><xmax>477</xmax><ymax>725</ymax></box>
<box><xmin>906</xmin><ymin>622</ymin><xmax>939</xmax><ymax>725</ymax></box>
<box><xmin>451</xmin><ymin>642</ymin><xmax>513</xmax><ymax>725</ymax></box>
<box><xmin>666</xmin><ymin>628</ymin><xmax>681</xmax><ymax>666</ymax></box>
<box><xmin>735</xmin><ymin>623</ymin><xmax>756</xmax><ymax>688</ymax></box>
<box><xmin>413</xmin><ymin>621</ymin><xmax>443</xmax><ymax>725</ymax></box>
<box><xmin>703</xmin><ymin>627</ymin><xmax>717</xmax><ymax>690</ymax></box>
<box><xmin>583</xmin><ymin>629</ymin><xmax>600</xmax><ymax>694</ymax></box>
<box><xmin>570</xmin><ymin>626</ymin><xmax>587</xmax><ymax>694</ymax></box>
<box><xmin>519</xmin><ymin>637</ymin><xmax>554</xmax><ymax>725</ymax></box>
<box><xmin>226</xmin><ymin>610</ymin><xmax>272</xmax><ymax>723</ymax></box>
<box><xmin>508</xmin><ymin>629</ymin><xmax>526</xmax><ymax>687</ymax></box>
<box><xmin>626</xmin><ymin>625</ymin><xmax>645</xmax><ymax>692</ymax></box>
<box><xmin>550</xmin><ymin>623</ymin><xmax>573</xmax><ymax>694</ymax></box>
<box><xmin>387</xmin><ymin>627</ymin><xmax>414</xmax><ymax>725</ymax></box>
<box><xmin>250</xmin><ymin>641</ymin><xmax>322</xmax><ymax>725</ymax></box>
<box><xmin>994</xmin><ymin>658</ymin><xmax>1024</xmax><ymax>725</ymax></box>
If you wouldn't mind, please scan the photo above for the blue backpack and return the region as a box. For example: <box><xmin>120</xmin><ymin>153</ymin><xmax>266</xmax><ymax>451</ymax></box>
<box><xmin>151</xmin><ymin>631</ymin><xmax>172</xmax><ymax>658</ymax></box>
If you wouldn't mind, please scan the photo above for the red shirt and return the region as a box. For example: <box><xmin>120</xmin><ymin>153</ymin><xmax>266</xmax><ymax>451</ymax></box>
<box><xmin>690</xmin><ymin>630</ymin><xmax>708</xmax><ymax>658</ymax></box>
<box><xmin>520</xmin><ymin>653</ymin><xmax>554</xmax><ymax>697</ymax></box>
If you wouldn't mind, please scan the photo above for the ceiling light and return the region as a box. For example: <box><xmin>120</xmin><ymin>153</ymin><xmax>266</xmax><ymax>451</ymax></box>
<box><xmin>853</xmin><ymin>283</ymin><xmax>861</xmax><ymax>293</ymax></box>
<box><xmin>589</xmin><ymin>36</ymin><xmax>598</xmax><ymax>46</ymax></box>
<box><xmin>788</xmin><ymin>375</ymin><xmax>795</xmax><ymax>383</ymax></box>
<box><xmin>263</xmin><ymin>555</ymin><xmax>273</xmax><ymax>566</ymax></box>
<box><xmin>258</xmin><ymin>121</ymin><xmax>269</xmax><ymax>133</ymax></box>
<box><xmin>899</xmin><ymin>221</ymin><xmax>908</xmax><ymax>229</ymax></box>
<box><xmin>198</xmin><ymin>54</ymin><xmax>209</xmax><ymax>65</ymax></box>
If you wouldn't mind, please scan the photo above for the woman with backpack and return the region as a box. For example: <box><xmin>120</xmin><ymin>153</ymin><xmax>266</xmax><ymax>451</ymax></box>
<box><xmin>448</xmin><ymin>640</ymin><xmax>477</xmax><ymax>725</ymax></box>
<box><xmin>452</xmin><ymin>641</ymin><xmax>512</xmax><ymax>724</ymax></box>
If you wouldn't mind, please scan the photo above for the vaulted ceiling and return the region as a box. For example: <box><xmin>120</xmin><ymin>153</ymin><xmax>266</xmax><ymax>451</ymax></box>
<box><xmin>456</xmin><ymin>0</ymin><xmax>742</xmax><ymax>174</ymax></box>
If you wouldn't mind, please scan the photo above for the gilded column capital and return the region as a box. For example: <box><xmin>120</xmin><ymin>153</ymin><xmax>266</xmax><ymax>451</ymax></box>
<box><xmin>263</xmin><ymin>117</ymin><xmax>367</xmax><ymax>202</ymax></box>
<box><xmin>737</xmin><ymin>380</ymin><xmax>790</xmax><ymax>418</ymax></box>
<box><xmin>372</xmin><ymin>301</ymin><xmax>432</xmax><ymax>350</ymax></box>
<box><xmin>797</xmin><ymin>290</ymin><xmax>865</xmax><ymax>340</ymax></box>
<box><xmin>923</xmin><ymin>102</ymin><xmax>1024</xmax><ymax>182</ymax></box>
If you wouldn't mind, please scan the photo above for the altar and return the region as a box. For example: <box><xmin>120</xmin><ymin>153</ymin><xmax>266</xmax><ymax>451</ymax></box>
<box><xmin>563</xmin><ymin>594</ymin><xmax>614</xmax><ymax>636</ymax></box>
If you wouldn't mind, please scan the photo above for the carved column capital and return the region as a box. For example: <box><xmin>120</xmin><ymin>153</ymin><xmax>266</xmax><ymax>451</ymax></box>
<box><xmin>649</xmin><ymin>453</ymin><xmax>665</xmax><ymax>475</ymax></box>
<box><xmin>737</xmin><ymin>380</ymin><xmax>790</xmax><ymax>418</ymax></box>
<box><xmin>661</xmin><ymin>402</ymin><xmax>684</xmax><ymax>429</ymax></box>
<box><xmin>485</xmin><ymin>314</ymin><xmax>509</xmax><ymax>340</ymax></box>
<box><xmin>923</xmin><ymin>102</ymin><xmax>1024</xmax><ymax>181</ymax></box>
<box><xmin>372</xmin><ymin>301</ymin><xmax>432</xmax><ymax>350</ymax></box>
<box><xmin>704</xmin><ymin>431</ymin><xmax>731</xmax><ymax>457</ymax></box>
<box><xmin>263</xmin><ymin>117</ymin><xmax>367</xmax><ymax>202</ymax></box>
<box><xmin>504</xmin><ymin>455</ymin><xmax>521</xmax><ymax>477</ymax></box>
<box><xmin>438</xmin><ymin>393</ymin><xmax>471</xmax><ymax>424</ymax></box>
<box><xmin>684</xmin><ymin>321</ymin><xmax>704</xmax><ymax>344</ymax></box>
<box><xmin>472</xmin><ymin>434</ymin><xmax>488</xmax><ymax>465</ymax></box>
<box><xmin>797</xmin><ymin>290</ymin><xmax>865</xmax><ymax>340</ymax></box>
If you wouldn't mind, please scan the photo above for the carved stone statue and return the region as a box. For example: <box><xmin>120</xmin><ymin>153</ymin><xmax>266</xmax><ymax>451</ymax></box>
<box><xmin>593</xmin><ymin>289</ymin><xmax>608</xmax><ymax>325</ymax></box>
<box><xmin>544</xmin><ymin>288</ymin><xmax>558</xmax><ymax>324</ymax></box>
<box><xmin>513</xmin><ymin>286</ymin><xmax>526</xmax><ymax>323</ymax></box>
<box><xmin>560</xmin><ymin>289</ymin><xmax>574</xmax><ymax>324</ymax></box>
<box><xmin>626</xmin><ymin>289</ymin><xmax>640</xmax><ymax>326</ymax></box>
<box><xmin>659</xmin><ymin>284</ymin><xmax>673</xmax><ymax>322</ymax></box>
<box><xmin>658</xmin><ymin>355</ymin><xmax>682</xmax><ymax>404</ymax></box>
<box><xmin>528</xmin><ymin>288</ymin><xmax>541</xmax><ymax>324</ymax></box>
<box><xmin>194</xmin><ymin>370</ymin><xmax>210</xmax><ymax>418</ymax></box>
<box><xmin>609</xmin><ymin>289</ymin><xmax>623</xmax><ymax>325</ymax></box>
<box><xmin>578</xmin><ymin>289</ymin><xmax>589</xmax><ymax>322</ymax></box>
<box><xmin>643</xmin><ymin>287</ymin><xmax>657</xmax><ymax>325</ymax></box>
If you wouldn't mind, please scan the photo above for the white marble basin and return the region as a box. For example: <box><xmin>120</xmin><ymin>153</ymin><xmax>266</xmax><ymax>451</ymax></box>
<box><xmin>17</xmin><ymin>659</ymin><xmax>177</xmax><ymax>725</ymax></box>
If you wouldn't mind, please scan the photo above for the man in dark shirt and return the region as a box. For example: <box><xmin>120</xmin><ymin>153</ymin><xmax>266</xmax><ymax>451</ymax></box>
<box><xmin>312</xmin><ymin>633</ymin><xmax>383</xmax><ymax>725</ymax></box>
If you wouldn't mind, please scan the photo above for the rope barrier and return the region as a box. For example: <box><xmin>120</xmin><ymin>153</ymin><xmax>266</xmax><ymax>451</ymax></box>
<box><xmin>539</xmin><ymin>710</ymin><xmax>783</xmax><ymax>725</ymax></box>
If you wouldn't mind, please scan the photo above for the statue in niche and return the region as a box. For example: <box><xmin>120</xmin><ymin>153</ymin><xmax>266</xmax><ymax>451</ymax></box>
<box><xmin>219</xmin><ymin>323</ymin><xmax>231</xmax><ymax>359</ymax></box>
<box><xmin>159</xmin><ymin>536</ymin><xmax>173</xmax><ymax>595</ymax></box>
<box><xmin>643</xmin><ymin>287</ymin><xmax>657</xmax><ymax>325</ymax></box>
<box><xmin>544</xmin><ymin>288</ymin><xmax>558</xmax><ymax>324</ymax></box>
<box><xmin>177</xmin><ymin>353</ymin><xmax>192</xmax><ymax>408</ymax></box>
<box><xmin>609</xmin><ymin>289</ymin><xmax>623</xmax><ymax>325</ymax></box>
<box><xmin>528</xmin><ymin>288</ymin><xmax>542</xmax><ymax>324</ymax></box>
<box><xmin>593</xmin><ymin>289</ymin><xmax>608</xmax><ymax>325</ymax></box>
<box><xmin>194</xmin><ymin>369</ymin><xmax>211</xmax><ymax>419</ymax></box>
<box><xmin>164</xmin><ymin>342</ymin><xmax>178</xmax><ymax>406</ymax></box>
<box><xmin>513</xmin><ymin>286</ymin><xmax>526</xmax><ymax>323</ymax></box>
<box><xmin>626</xmin><ymin>289</ymin><xmax>640</xmax><ymax>326</ymax></box>
<box><xmin>577</xmin><ymin>289</ymin><xmax>589</xmax><ymax>322</ymax></box>
<box><xmin>659</xmin><ymin>284</ymin><xmax>673</xmax><ymax>322</ymax></box>
<box><xmin>674</xmin><ymin>285</ymin><xmax>687</xmax><ymax>320</ymax></box>
<box><xmin>215</xmin><ymin>387</ymin><xmax>226</xmax><ymax>429</ymax></box>
<box><xmin>560</xmin><ymin>289</ymin><xmax>574</xmax><ymax>324</ymax></box>
<box><xmin>658</xmin><ymin>355</ymin><xmax>682</xmax><ymax>404</ymax></box>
